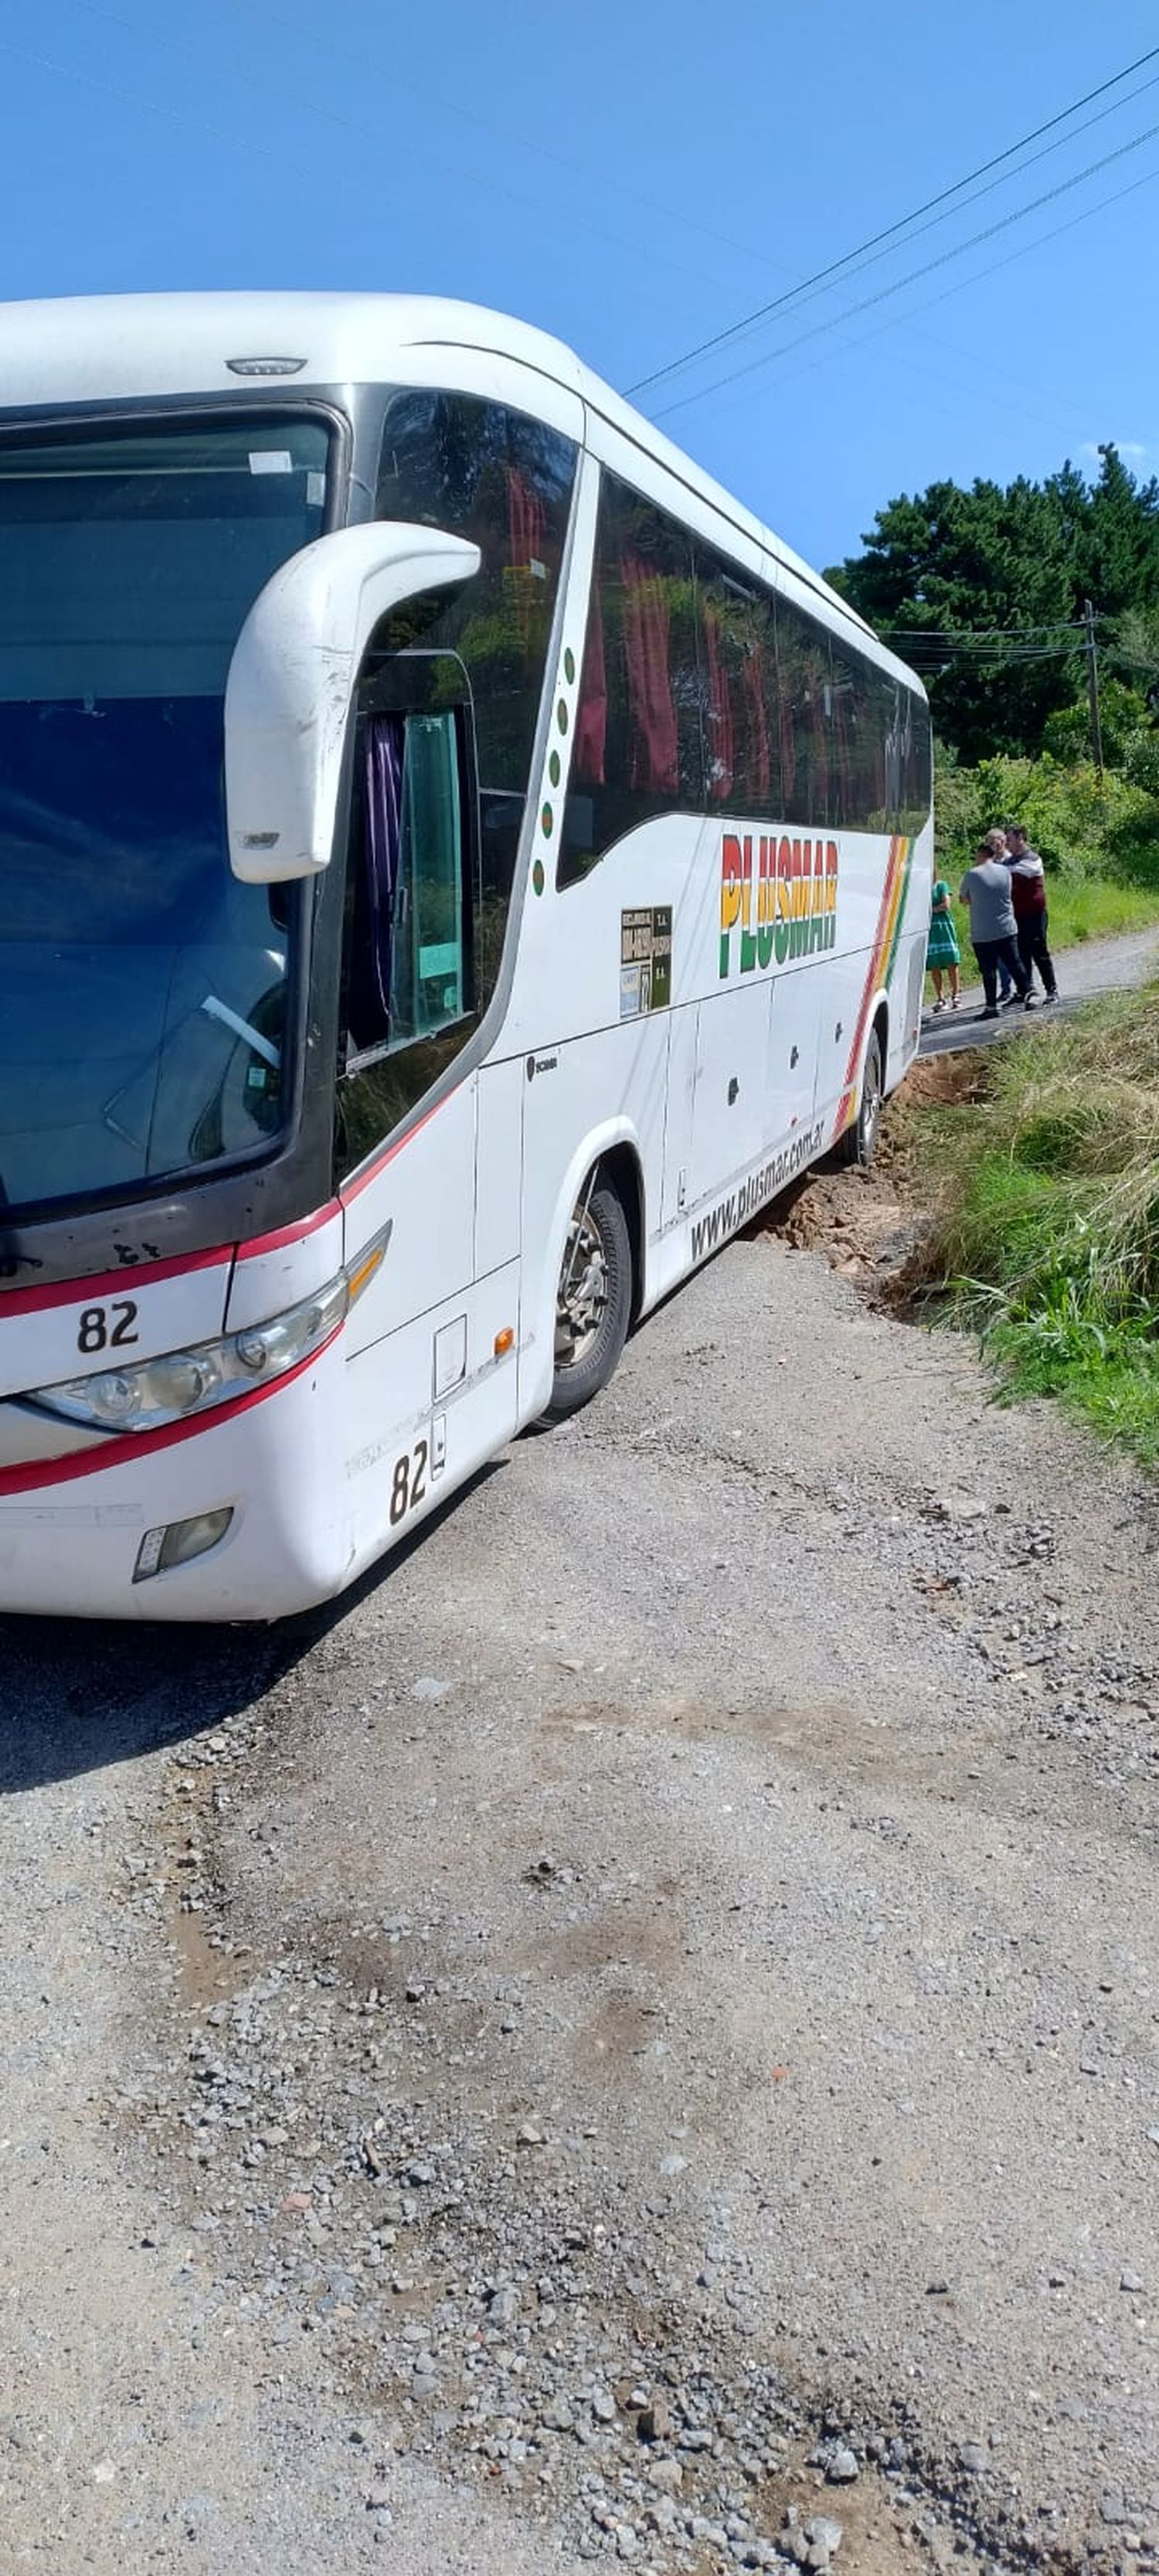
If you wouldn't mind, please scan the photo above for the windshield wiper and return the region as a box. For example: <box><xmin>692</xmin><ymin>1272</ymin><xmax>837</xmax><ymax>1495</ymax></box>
<box><xmin>199</xmin><ymin>994</ymin><xmax>281</xmax><ymax>1070</ymax></box>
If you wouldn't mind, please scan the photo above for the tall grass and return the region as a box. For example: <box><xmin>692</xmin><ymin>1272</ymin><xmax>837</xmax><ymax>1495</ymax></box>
<box><xmin>1039</xmin><ymin>874</ymin><xmax>1159</xmax><ymax>948</ymax></box>
<box><xmin>913</xmin><ymin>987</ymin><xmax>1159</xmax><ymax>1462</ymax></box>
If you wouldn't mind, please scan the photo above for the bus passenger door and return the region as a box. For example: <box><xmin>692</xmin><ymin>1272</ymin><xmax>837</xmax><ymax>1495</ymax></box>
<box><xmin>333</xmin><ymin>672</ymin><xmax>519</xmax><ymax>1570</ymax></box>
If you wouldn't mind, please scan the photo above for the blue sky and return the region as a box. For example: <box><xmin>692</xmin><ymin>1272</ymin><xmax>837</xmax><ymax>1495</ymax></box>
<box><xmin>2</xmin><ymin>0</ymin><xmax>1158</xmax><ymax>573</ymax></box>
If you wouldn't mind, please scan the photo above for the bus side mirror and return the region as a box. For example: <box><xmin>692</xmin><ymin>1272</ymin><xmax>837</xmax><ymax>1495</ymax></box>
<box><xmin>224</xmin><ymin>522</ymin><xmax>481</xmax><ymax>883</ymax></box>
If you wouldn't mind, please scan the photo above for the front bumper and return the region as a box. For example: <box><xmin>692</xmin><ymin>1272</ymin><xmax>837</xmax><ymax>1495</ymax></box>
<box><xmin>0</xmin><ymin>1346</ymin><xmax>348</xmax><ymax>1622</ymax></box>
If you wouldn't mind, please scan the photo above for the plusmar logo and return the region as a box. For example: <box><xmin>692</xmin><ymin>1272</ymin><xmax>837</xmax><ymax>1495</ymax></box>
<box><xmin>719</xmin><ymin>830</ymin><xmax>838</xmax><ymax>978</ymax></box>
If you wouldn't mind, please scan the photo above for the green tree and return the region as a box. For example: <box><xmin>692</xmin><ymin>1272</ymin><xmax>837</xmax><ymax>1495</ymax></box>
<box><xmin>826</xmin><ymin>444</ymin><xmax>1159</xmax><ymax>763</ymax></box>
<box><xmin>1106</xmin><ymin>601</ymin><xmax>1159</xmax><ymax>706</ymax></box>
<box><xmin>1042</xmin><ymin>677</ymin><xmax>1151</xmax><ymax>767</ymax></box>
<box><xmin>1079</xmin><ymin>444</ymin><xmax>1159</xmax><ymax>616</ymax></box>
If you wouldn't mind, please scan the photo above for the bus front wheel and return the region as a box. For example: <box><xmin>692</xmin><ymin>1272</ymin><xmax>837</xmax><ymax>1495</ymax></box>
<box><xmin>544</xmin><ymin>1173</ymin><xmax>632</xmax><ymax>1421</ymax></box>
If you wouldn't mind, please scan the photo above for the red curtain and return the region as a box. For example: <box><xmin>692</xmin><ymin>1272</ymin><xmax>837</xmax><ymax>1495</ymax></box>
<box><xmin>574</xmin><ymin>583</ymin><xmax>607</xmax><ymax>785</ymax></box>
<box><xmin>620</xmin><ymin>550</ymin><xmax>678</xmax><ymax>795</ymax></box>
<box><xmin>810</xmin><ymin>667</ymin><xmax>829</xmax><ymax>815</ymax></box>
<box><xmin>780</xmin><ymin>686</ymin><xmax>796</xmax><ymax>808</ymax></box>
<box><xmin>741</xmin><ymin>648</ymin><xmax>770</xmax><ymax>805</ymax></box>
<box><xmin>701</xmin><ymin>608</ymin><xmax>734</xmax><ymax>805</ymax></box>
<box><xmin>831</xmin><ymin>686</ymin><xmax>851</xmax><ymax>818</ymax></box>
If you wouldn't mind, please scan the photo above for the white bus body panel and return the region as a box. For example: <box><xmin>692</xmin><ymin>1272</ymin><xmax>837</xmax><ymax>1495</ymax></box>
<box><xmin>0</xmin><ymin>1348</ymin><xmax>348</xmax><ymax>1622</ymax></box>
<box><xmin>0</xmin><ymin>291</ymin><xmax>932</xmax><ymax>1619</ymax></box>
<box><xmin>335</xmin><ymin>1079</ymin><xmax>520</xmax><ymax>1577</ymax></box>
<box><xmin>223</xmin><ymin>1209</ymin><xmax>345</xmax><ymax>1332</ymax></box>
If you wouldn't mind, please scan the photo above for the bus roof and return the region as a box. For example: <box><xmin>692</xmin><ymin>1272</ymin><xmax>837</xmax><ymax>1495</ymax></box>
<box><xmin>0</xmin><ymin>289</ymin><xmax>907</xmax><ymax>678</ymax></box>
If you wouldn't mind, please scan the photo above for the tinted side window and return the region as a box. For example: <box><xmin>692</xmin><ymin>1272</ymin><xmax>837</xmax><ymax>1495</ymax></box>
<box><xmin>375</xmin><ymin>390</ymin><xmax>576</xmax><ymax>996</ymax></box>
<box><xmin>559</xmin><ymin>473</ymin><xmax>914</xmax><ymax>877</ymax></box>
<box><xmin>562</xmin><ymin>476</ymin><xmax>702</xmax><ymax>884</ymax></box>
<box><xmin>777</xmin><ymin>594</ymin><xmax>833</xmax><ymax>828</ymax></box>
<box><xmin>868</xmin><ymin>666</ymin><xmax>902</xmax><ymax>829</ymax></box>
<box><xmin>335</xmin><ymin>695</ymin><xmax>478</xmax><ymax>1184</ymax></box>
<box><xmin>829</xmin><ymin>638</ymin><xmax>885</xmax><ymax>829</ymax></box>
<box><xmin>900</xmin><ymin>689</ymin><xmax>933</xmax><ymax>832</ymax></box>
<box><xmin>696</xmin><ymin>553</ymin><xmax>780</xmax><ymax>820</ymax></box>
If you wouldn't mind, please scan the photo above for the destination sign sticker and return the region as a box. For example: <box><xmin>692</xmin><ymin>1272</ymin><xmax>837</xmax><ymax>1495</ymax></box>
<box><xmin>620</xmin><ymin>907</ymin><xmax>672</xmax><ymax>1018</ymax></box>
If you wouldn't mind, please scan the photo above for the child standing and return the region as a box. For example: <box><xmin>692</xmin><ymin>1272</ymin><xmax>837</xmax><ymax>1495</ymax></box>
<box><xmin>926</xmin><ymin>873</ymin><xmax>961</xmax><ymax>1011</ymax></box>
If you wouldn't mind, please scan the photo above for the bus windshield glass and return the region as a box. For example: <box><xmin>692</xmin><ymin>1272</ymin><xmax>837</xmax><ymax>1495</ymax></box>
<box><xmin>0</xmin><ymin>414</ymin><xmax>331</xmax><ymax>1217</ymax></box>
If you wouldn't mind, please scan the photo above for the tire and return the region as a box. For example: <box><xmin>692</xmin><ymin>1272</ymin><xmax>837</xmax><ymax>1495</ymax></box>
<box><xmin>543</xmin><ymin>1175</ymin><xmax>633</xmax><ymax>1422</ymax></box>
<box><xmin>836</xmin><ymin>1027</ymin><xmax>884</xmax><ymax>1169</ymax></box>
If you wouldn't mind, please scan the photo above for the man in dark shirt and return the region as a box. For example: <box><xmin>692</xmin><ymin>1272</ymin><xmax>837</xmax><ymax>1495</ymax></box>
<box><xmin>1004</xmin><ymin>825</ymin><xmax>1058</xmax><ymax>1001</ymax></box>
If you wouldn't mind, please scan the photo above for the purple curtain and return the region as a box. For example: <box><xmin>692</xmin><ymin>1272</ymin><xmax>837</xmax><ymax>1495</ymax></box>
<box><xmin>350</xmin><ymin>713</ymin><xmax>404</xmax><ymax>1049</ymax></box>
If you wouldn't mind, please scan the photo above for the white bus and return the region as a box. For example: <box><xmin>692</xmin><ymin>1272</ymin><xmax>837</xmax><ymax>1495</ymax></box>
<box><xmin>0</xmin><ymin>293</ymin><xmax>932</xmax><ymax>1621</ymax></box>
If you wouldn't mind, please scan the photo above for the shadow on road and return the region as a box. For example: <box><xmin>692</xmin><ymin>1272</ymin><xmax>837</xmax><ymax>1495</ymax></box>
<box><xmin>920</xmin><ymin>997</ymin><xmax>1072</xmax><ymax>1057</ymax></box>
<box><xmin>0</xmin><ymin>1458</ymin><xmax>506</xmax><ymax>1795</ymax></box>
<box><xmin>0</xmin><ymin>1614</ymin><xmax>312</xmax><ymax>1795</ymax></box>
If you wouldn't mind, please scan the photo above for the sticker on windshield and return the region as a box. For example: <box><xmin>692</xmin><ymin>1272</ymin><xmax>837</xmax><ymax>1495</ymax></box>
<box><xmin>248</xmin><ymin>450</ymin><xmax>294</xmax><ymax>475</ymax></box>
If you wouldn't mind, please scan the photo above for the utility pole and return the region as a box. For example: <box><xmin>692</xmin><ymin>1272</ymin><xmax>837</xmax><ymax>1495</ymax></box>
<box><xmin>1084</xmin><ymin>598</ymin><xmax>1104</xmax><ymax>782</ymax></box>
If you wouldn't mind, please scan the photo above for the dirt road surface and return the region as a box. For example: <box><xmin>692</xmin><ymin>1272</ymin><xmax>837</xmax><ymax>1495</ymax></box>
<box><xmin>921</xmin><ymin>924</ymin><xmax>1159</xmax><ymax>1055</ymax></box>
<box><xmin>2</xmin><ymin>1120</ymin><xmax>1158</xmax><ymax>2576</ymax></box>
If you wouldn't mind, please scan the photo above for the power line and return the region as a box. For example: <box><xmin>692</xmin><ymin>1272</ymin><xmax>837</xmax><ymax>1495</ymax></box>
<box><xmin>641</xmin><ymin>65</ymin><xmax>1159</xmax><ymax>399</ymax></box>
<box><xmin>882</xmin><ymin>623</ymin><xmax>1086</xmax><ymax>638</ymax></box>
<box><xmin>626</xmin><ymin>42</ymin><xmax>1159</xmax><ymax>400</ymax></box>
<box><xmin>890</xmin><ymin>644</ymin><xmax>1088</xmax><ymax>665</ymax></box>
<box><xmin>885</xmin><ymin>645</ymin><xmax>1084</xmax><ymax>660</ymax></box>
<box><xmin>885</xmin><ymin>628</ymin><xmax>1085</xmax><ymax>646</ymax></box>
<box><xmin>650</xmin><ymin>119</ymin><xmax>1159</xmax><ymax>424</ymax></box>
<box><xmin>883</xmin><ymin>639</ymin><xmax>1087</xmax><ymax>654</ymax></box>
<box><xmin>688</xmin><ymin>151</ymin><xmax>1159</xmax><ymax>434</ymax></box>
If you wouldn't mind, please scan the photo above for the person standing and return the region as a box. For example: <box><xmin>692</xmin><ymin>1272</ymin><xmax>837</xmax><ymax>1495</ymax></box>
<box><xmin>973</xmin><ymin>827</ymin><xmax>1017</xmax><ymax>1002</ymax></box>
<box><xmin>958</xmin><ymin>839</ymin><xmax>1035</xmax><ymax>1019</ymax></box>
<box><xmin>925</xmin><ymin>872</ymin><xmax>961</xmax><ymax>1010</ymax></box>
<box><xmin>1004</xmin><ymin>824</ymin><xmax>1058</xmax><ymax>1001</ymax></box>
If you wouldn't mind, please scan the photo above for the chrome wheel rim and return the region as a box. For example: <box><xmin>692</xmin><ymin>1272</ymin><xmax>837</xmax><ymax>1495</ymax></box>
<box><xmin>555</xmin><ymin>1203</ymin><xmax>609</xmax><ymax>1369</ymax></box>
<box><xmin>862</xmin><ymin>1059</ymin><xmax>882</xmax><ymax>1152</ymax></box>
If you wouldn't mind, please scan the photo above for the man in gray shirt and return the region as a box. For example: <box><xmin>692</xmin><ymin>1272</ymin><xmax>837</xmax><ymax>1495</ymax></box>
<box><xmin>959</xmin><ymin>833</ymin><xmax>1035</xmax><ymax>1019</ymax></box>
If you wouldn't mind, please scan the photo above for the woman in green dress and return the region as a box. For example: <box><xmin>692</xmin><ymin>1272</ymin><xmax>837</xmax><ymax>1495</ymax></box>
<box><xmin>926</xmin><ymin>876</ymin><xmax>961</xmax><ymax>1011</ymax></box>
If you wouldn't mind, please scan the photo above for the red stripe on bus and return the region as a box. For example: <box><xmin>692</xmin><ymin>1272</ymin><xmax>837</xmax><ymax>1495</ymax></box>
<box><xmin>0</xmin><ymin>1327</ymin><xmax>344</xmax><ymax>1500</ymax></box>
<box><xmin>0</xmin><ymin>1241</ymin><xmax>233</xmax><ymax>1322</ymax></box>
<box><xmin>236</xmin><ymin>1200</ymin><xmax>343</xmax><ymax>1261</ymax></box>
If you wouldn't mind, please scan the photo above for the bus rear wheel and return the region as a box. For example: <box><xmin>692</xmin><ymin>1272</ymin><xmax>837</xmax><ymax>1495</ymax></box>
<box><xmin>545</xmin><ymin>1173</ymin><xmax>632</xmax><ymax>1421</ymax></box>
<box><xmin>836</xmin><ymin>1028</ymin><xmax>884</xmax><ymax>1169</ymax></box>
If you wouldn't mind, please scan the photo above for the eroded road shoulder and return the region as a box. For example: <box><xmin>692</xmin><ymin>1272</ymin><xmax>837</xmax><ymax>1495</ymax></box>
<box><xmin>3</xmin><ymin>1211</ymin><xmax>1158</xmax><ymax>2576</ymax></box>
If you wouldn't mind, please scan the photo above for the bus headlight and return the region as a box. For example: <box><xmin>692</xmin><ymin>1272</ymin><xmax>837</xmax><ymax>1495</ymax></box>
<box><xmin>24</xmin><ymin>1268</ymin><xmax>361</xmax><ymax>1438</ymax></box>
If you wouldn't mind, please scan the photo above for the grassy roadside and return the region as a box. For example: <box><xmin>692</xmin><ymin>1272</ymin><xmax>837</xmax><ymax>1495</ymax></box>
<box><xmin>908</xmin><ymin>985</ymin><xmax>1159</xmax><ymax>1465</ymax></box>
<box><xmin>1038</xmin><ymin>877</ymin><xmax>1159</xmax><ymax>948</ymax></box>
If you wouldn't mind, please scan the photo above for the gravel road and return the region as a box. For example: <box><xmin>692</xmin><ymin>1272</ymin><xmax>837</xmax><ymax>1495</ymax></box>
<box><xmin>921</xmin><ymin>924</ymin><xmax>1159</xmax><ymax>1054</ymax></box>
<box><xmin>2</xmin><ymin>1151</ymin><xmax>1158</xmax><ymax>2576</ymax></box>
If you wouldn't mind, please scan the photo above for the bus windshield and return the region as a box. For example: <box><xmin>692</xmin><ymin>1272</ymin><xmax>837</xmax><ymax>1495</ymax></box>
<box><xmin>0</xmin><ymin>413</ymin><xmax>331</xmax><ymax>1217</ymax></box>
